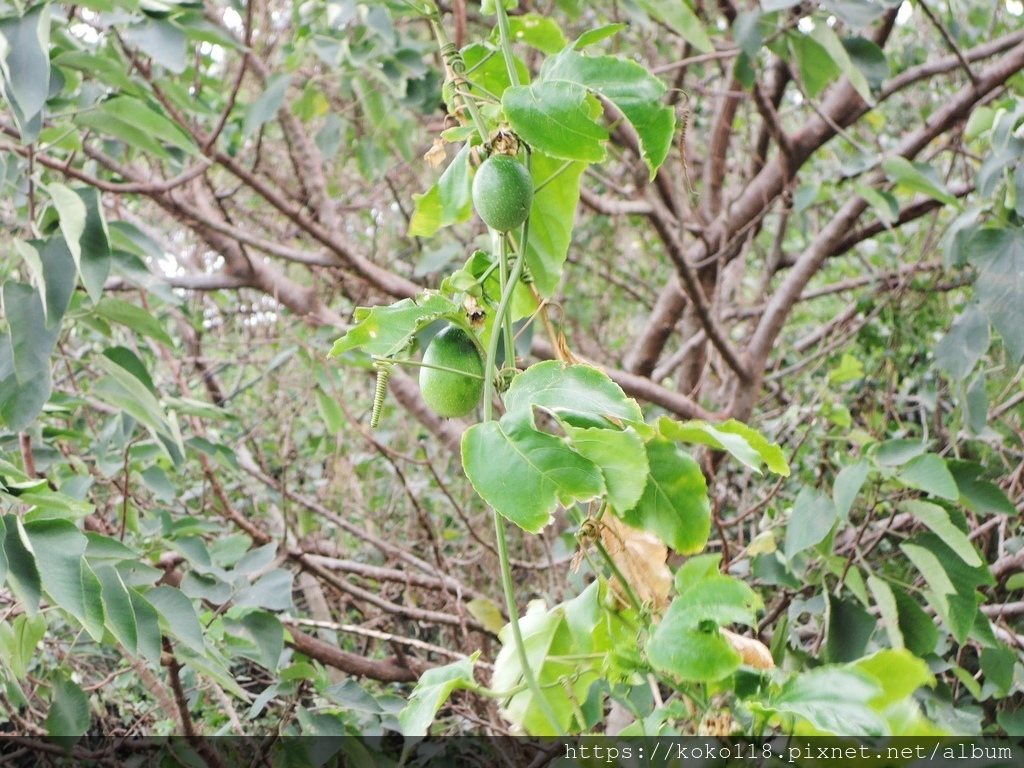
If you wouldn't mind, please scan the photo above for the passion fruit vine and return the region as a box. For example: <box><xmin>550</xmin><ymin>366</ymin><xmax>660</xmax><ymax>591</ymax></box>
<box><xmin>471</xmin><ymin>154</ymin><xmax>534</xmax><ymax>232</ymax></box>
<box><xmin>419</xmin><ymin>326</ymin><xmax>485</xmax><ymax>418</ymax></box>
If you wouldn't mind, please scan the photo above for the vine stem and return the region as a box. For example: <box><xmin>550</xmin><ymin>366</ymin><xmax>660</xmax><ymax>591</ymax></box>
<box><xmin>482</xmin><ymin>219</ymin><xmax>561</xmax><ymax>733</ymax></box>
<box><xmin>493</xmin><ymin>1</ymin><xmax>521</xmax><ymax>89</ymax></box>
<box><xmin>484</xmin><ymin>6</ymin><xmax>563</xmax><ymax>733</ymax></box>
<box><xmin>426</xmin><ymin>3</ymin><xmax>490</xmax><ymax>144</ymax></box>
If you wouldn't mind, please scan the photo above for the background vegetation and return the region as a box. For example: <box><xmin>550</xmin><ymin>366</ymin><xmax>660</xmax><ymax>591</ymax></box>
<box><xmin>1</xmin><ymin>0</ymin><xmax>1024</xmax><ymax>746</ymax></box>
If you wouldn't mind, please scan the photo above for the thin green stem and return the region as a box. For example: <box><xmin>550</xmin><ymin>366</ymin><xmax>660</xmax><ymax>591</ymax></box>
<box><xmin>497</xmin><ymin>236</ymin><xmax>516</xmax><ymax>373</ymax></box>
<box><xmin>379</xmin><ymin>358</ymin><xmax>485</xmax><ymax>380</ymax></box>
<box><xmin>493</xmin><ymin>1</ymin><xmax>521</xmax><ymax>89</ymax></box>
<box><xmin>594</xmin><ymin>539</ymin><xmax>644</xmax><ymax>613</ymax></box>
<box><xmin>482</xmin><ymin>219</ymin><xmax>560</xmax><ymax>733</ymax></box>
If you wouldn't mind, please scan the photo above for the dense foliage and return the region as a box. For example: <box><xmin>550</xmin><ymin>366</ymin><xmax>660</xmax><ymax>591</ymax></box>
<box><xmin>1</xmin><ymin>0</ymin><xmax>1024</xmax><ymax>747</ymax></box>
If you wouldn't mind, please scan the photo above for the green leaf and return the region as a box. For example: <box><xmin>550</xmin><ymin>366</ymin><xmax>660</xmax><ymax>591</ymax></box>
<box><xmin>784</xmin><ymin>487</ymin><xmax>838</xmax><ymax>560</ymax></box>
<box><xmin>648</xmin><ymin>623</ymin><xmax>740</xmax><ymax>683</ymax></box>
<box><xmin>46</xmin><ymin>675</ymin><xmax>90</xmax><ymax>741</ymax></box>
<box><xmin>902</xmin><ymin>533</ymin><xmax>992</xmax><ymax>643</ymax></box>
<box><xmin>902</xmin><ymin>500</ymin><xmax>981</xmax><ymax>567</ymax></box>
<box><xmin>621</xmin><ymin>439</ymin><xmax>710</xmax><ymax>555</ymax></box>
<box><xmin>39</xmin><ymin>238</ymin><xmax>77</xmax><ymax>328</ymax></box>
<box><xmin>761</xmin><ymin>668</ymin><xmax>885</xmax><ymax>735</ymax></box>
<box><xmin>573</xmin><ymin>24</ymin><xmax>626</xmax><ymax>50</ymax></box>
<box><xmin>853</xmin><ymin>649</ymin><xmax>933</xmax><ymax>708</ymax></box>
<box><xmin>965</xmin><ymin>371</ymin><xmax>989</xmax><ymax>436</ymax></box>
<box><xmin>834</xmin><ymin>460</ymin><xmax>869</xmax><ymax>520</ymax></box>
<box><xmin>94</xmin><ymin>564</ymin><xmax>138</xmax><ymax>654</ymax></box>
<box><xmin>659</xmin><ymin>417</ymin><xmax>790</xmax><ymax>476</ymax></box>
<box><xmin>901</xmin><ymin>542</ymin><xmax>955</xmax><ymax>596</ymax></box>
<box><xmin>237</xmin><ymin>611</ymin><xmax>284</xmax><ymax>671</ymax></box>
<box><xmin>13</xmin><ymin>240</ymin><xmax>45</xmax><ymax>313</ymax></box>
<box><xmin>103</xmin><ymin>346</ymin><xmax>158</xmax><ymax>396</ymax></box>
<box><xmin>825</xmin><ymin>593</ymin><xmax>875</xmax><ymax>663</ymax></box>
<box><xmin>810</xmin><ymin>24</ymin><xmax>873</xmax><ymax>103</ymax></box>
<box><xmin>843</xmin><ymin>37</ymin><xmax>889</xmax><ymax>91</ymax></box>
<box><xmin>398</xmin><ymin>656</ymin><xmax>477</xmax><ymax>736</ymax></box>
<box><xmin>409</xmin><ymin>144</ymin><xmax>474</xmax><ymax>239</ymax></box>
<box><xmin>175</xmin><ymin>644</ymin><xmax>249</xmax><ymax>700</ymax></box>
<box><xmin>491</xmin><ymin>601</ymin><xmax>570</xmax><ymax>735</ymax></box>
<box><xmin>494</xmin><ymin>14</ymin><xmax>568</xmax><ymax>54</ymax></box>
<box><xmin>328</xmin><ymin>293</ymin><xmax>460</xmax><ymax>358</ymax></box>
<box><xmin>123</xmin><ymin>17</ymin><xmax>187</xmax><ymax>74</ymax></box>
<box><xmin>235</xmin><ymin>568</ymin><xmax>294</xmax><ymax>611</ymax></box>
<box><xmin>129</xmin><ymin>589</ymin><xmax>163</xmax><ymax>665</ymax></box>
<box><xmin>896</xmin><ymin>454</ymin><xmax>959</xmax><ymax>501</ymax></box>
<box><xmin>882</xmin><ymin>157</ymin><xmax>962</xmax><ymax>209</ymax></box>
<box><xmin>502</xmin><ymin>361</ymin><xmax>644</xmax><ymax>429</ymax></box>
<box><xmin>867</xmin><ymin>575</ymin><xmax>903</xmax><ymax>649</ymax></box>
<box><xmin>827</xmin><ymin>352</ymin><xmax>865</xmax><ymax>385</ymax></box>
<box><xmin>3</xmin><ymin>281</ymin><xmax>59</xmax><ymax>386</ymax></box>
<box><xmin>980</xmin><ymin>645</ymin><xmax>1016</xmax><ymax>694</ymax></box>
<box><xmin>504</xmin><ymin>47</ymin><xmax>674</xmax><ymax>177</ymax></box>
<box><xmin>634</xmin><ymin>0</ymin><xmax>713</xmax><ymax>52</ymax></box>
<box><xmin>47</xmin><ymin>184</ymin><xmax>112</xmax><ymax>303</ymax></box>
<box><xmin>647</xmin><ymin>555</ymin><xmax>760</xmax><ymax>682</ymax></box>
<box><xmin>493</xmin><ymin>584</ymin><xmax>626</xmax><ymax>735</ymax></box>
<box><xmin>146</xmin><ymin>585</ymin><xmax>206</xmax><ymax>654</ymax></box>
<box><xmin>91</xmin><ymin>355</ymin><xmax>185</xmax><ymax>462</ymax></box>
<box><xmin>0</xmin><ymin>334</ymin><xmax>51</xmax><ymax>431</ymax></box>
<box><xmin>523</xmin><ymin>151</ymin><xmax>586</xmax><ymax>297</ymax></box>
<box><xmin>0</xmin><ymin>4</ymin><xmax>51</xmax><ymax>138</ymax></box>
<box><xmin>892</xmin><ymin>586</ymin><xmax>938</xmax><ymax>656</ymax></box>
<box><xmin>874</xmin><ymin>439</ymin><xmax>926</xmax><ymax>467</ymax></box>
<box><xmin>503</xmin><ymin>82</ymin><xmax>608</xmax><ymax>164</ymax></box>
<box><xmin>855</xmin><ymin>183</ymin><xmax>899</xmax><ymax>223</ymax></box>
<box><xmin>94</xmin><ymin>298</ymin><xmax>174</xmax><ymax>346</ymax></box>
<box><xmin>100</xmin><ymin>95</ymin><xmax>198</xmax><ymax>155</ymax></box>
<box><xmin>821</xmin><ymin>0</ymin><xmax>893</xmax><ymax>28</ymax></box>
<box><xmin>23</xmin><ymin>520</ymin><xmax>105</xmax><ymax>641</ymax></box>
<box><xmin>2</xmin><ymin>513</ymin><xmax>41</xmax><ymax>615</ymax></box>
<box><xmin>789</xmin><ymin>31</ymin><xmax>841</xmax><ymax>98</ymax></box>
<box><xmin>0</xmin><ymin>516</ymin><xmax>6</xmax><ymax>597</ymax></box>
<box><xmin>462</xmin><ymin>420</ymin><xmax>605</xmax><ymax>532</ymax></box>
<box><xmin>948</xmin><ymin>460</ymin><xmax>1016</xmax><ymax>515</ymax></box>
<box><xmin>243</xmin><ymin>73</ymin><xmax>290</xmax><ymax>137</ymax></box>
<box><xmin>561</xmin><ymin>425</ymin><xmax>648</xmax><ymax>513</ymax></box>
<box><xmin>934</xmin><ymin>305</ymin><xmax>990</xmax><ymax>382</ymax></box>
<box><xmin>967</xmin><ymin>228</ymin><xmax>1024</xmax><ymax>364</ymax></box>
<box><xmin>75</xmin><ymin>109</ymin><xmax>175</xmax><ymax>161</ymax></box>
<box><xmin>0</xmin><ymin>613</ymin><xmax>46</xmax><ymax>679</ymax></box>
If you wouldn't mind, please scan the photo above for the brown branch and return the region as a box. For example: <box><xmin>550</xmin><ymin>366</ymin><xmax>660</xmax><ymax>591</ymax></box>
<box><xmin>286</xmin><ymin>626</ymin><xmax>422</xmax><ymax>682</ymax></box>
<box><xmin>623</xmin><ymin>279</ymin><xmax>687</xmax><ymax>377</ymax></box>
<box><xmin>301</xmin><ymin>550</ymin><xmax>490</xmax><ymax>601</ymax></box>
<box><xmin>917</xmin><ymin>0</ymin><xmax>980</xmax><ymax>87</ymax></box>
<box><xmin>578</xmin><ymin>185</ymin><xmax>653</xmax><ymax>216</ymax></box>
<box><xmin>703</xmin><ymin>75</ymin><xmax>744</xmax><ymax>218</ymax></box>
<box><xmin>646</xmin><ymin>195</ymin><xmax>751</xmax><ymax>380</ymax></box>
<box><xmin>736</xmin><ymin>38</ymin><xmax>1024</xmax><ymax>420</ymax></box>
<box><xmin>879</xmin><ymin>28</ymin><xmax>1024</xmax><ymax>101</ymax></box>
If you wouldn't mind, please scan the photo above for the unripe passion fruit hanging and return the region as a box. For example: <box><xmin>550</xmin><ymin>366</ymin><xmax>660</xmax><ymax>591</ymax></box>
<box><xmin>471</xmin><ymin>154</ymin><xmax>534</xmax><ymax>232</ymax></box>
<box><xmin>419</xmin><ymin>326</ymin><xmax>484</xmax><ymax>418</ymax></box>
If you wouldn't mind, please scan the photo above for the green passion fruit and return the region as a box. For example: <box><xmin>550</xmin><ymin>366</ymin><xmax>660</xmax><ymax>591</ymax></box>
<box><xmin>471</xmin><ymin>154</ymin><xmax>534</xmax><ymax>232</ymax></box>
<box><xmin>419</xmin><ymin>326</ymin><xmax>484</xmax><ymax>418</ymax></box>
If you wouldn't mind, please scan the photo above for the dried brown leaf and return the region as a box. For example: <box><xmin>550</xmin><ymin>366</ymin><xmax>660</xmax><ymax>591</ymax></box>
<box><xmin>424</xmin><ymin>137</ymin><xmax>446</xmax><ymax>169</ymax></box>
<box><xmin>600</xmin><ymin>515</ymin><xmax>671</xmax><ymax>613</ymax></box>
<box><xmin>721</xmin><ymin>627</ymin><xmax>775</xmax><ymax>669</ymax></box>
